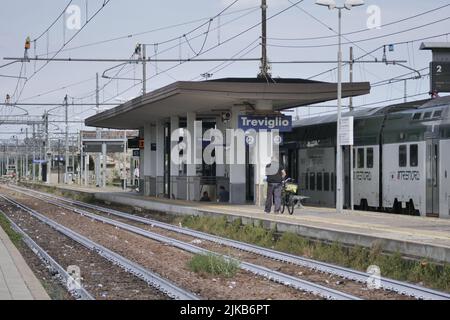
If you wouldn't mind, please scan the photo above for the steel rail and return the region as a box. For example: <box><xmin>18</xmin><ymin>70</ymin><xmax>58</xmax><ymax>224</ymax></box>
<box><xmin>0</xmin><ymin>210</ymin><xmax>94</xmax><ymax>300</ymax></box>
<box><xmin>6</xmin><ymin>186</ymin><xmax>359</xmax><ymax>300</ymax></box>
<box><xmin>0</xmin><ymin>194</ymin><xmax>199</xmax><ymax>300</ymax></box>
<box><xmin>11</xmin><ymin>184</ymin><xmax>450</xmax><ymax>300</ymax></box>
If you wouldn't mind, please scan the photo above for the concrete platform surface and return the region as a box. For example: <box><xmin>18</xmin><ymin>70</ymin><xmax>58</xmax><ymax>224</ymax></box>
<box><xmin>0</xmin><ymin>224</ymin><xmax>50</xmax><ymax>300</ymax></box>
<box><xmin>25</xmin><ymin>183</ymin><xmax>450</xmax><ymax>263</ymax></box>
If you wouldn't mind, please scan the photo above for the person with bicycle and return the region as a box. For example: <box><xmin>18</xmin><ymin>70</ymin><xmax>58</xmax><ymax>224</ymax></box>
<box><xmin>264</xmin><ymin>157</ymin><xmax>286</xmax><ymax>214</ymax></box>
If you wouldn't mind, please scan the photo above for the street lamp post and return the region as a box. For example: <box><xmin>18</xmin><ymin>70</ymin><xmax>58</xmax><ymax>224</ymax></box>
<box><xmin>316</xmin><ymin>0</ymin><xmax>364</xmax><ymax>213</ymax></box>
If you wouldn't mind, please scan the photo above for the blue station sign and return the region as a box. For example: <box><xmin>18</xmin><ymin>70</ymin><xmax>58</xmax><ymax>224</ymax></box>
<box><xmin>33</xmin><ymin>159</ymin><xmax>48</xmax><ymax>164</ymax></box>
<box><xmin>238</xmin><ymin>115</ymin><xmax>292</xmax><ymax>132</ymax></box>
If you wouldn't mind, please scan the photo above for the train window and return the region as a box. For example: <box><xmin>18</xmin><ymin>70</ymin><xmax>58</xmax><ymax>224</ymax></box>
<box><xmin>433</xmin><ymin>110</ymin><xmax>442</xmax><ymax>118</ymax></box>
<box><xmin>331</xmin><ymin>172</ymin><xmax>335</xmax><ymax>191</ymax></box>
<box><xmin>423</xmin><ymin>112</ymin><xmax>432</xmax><ymax>120</ymax></box>
<box><xmin>309</xmin><ymin>173</ymin><xmax>316</xmax><ymax>191</ymax></box>
<box><xmin>357</xmin><ymin>148</ymin><xmax>365</xmax><ymax>168</ymax></box>
<box><xmin>304</xmin><ymin>172</ymin><xmax>309</xmax><ymax>190</ymax></box>
<box><xmin>317</xmin><ymin>172</ymin><xmax>323</xmax><ymax>191</ymax></box>
<box><xmin>412</xmin><ymin>113</ymin><xmax>422</xmax><ymax>120</ymax></box>
<box><xmin>399</xmin><ymin>145</ymin><xmax>407</xmax><ymax>167</ymax></box>
<box><xmin>410</xmin><ymin>144</ymin><xmax>418</xmax><ymax>167</ymax></box>
<box><xmin>367</xmin><ymin>148</ymin><xmax>374</xmax><ymax>168</ymax></box>
<box><xmin>324</xmin><ymin>173</ymin><xmax>330</xmax><ymax>191</ymax></box>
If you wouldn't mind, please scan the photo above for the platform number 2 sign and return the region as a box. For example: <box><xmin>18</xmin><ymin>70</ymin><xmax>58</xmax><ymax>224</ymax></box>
<box><xmin>436</xmin><ymin>65</ymin><xmax>443</xmax><ymax>74</ymax></box>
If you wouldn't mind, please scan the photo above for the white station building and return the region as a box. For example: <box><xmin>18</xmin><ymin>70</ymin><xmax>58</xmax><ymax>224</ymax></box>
<box><xmin>86</xmin><ymin>77</ymin><xmax>370</xmax><ymax>205</ymax></box>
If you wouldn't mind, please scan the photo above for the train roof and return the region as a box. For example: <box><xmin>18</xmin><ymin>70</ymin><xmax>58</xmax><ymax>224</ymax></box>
<box><xmin>292</xmin><ymin>96</ymin><xmax>450</xmax><ymax>128</ymax></box>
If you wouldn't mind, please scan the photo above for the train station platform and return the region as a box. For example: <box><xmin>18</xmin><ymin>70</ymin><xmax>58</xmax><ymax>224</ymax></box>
<box><xmin>0</xmin><ymin>224</ymin><xmax>50</xmax><ymax>300</ymax></box>
<box><xmin>21</xmin><ymin>182</ymin><xmax>450</xmax><ymax>264</ymax></box>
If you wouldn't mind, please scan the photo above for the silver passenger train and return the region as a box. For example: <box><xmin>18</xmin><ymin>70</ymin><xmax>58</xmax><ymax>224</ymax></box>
<box><xmin>281</xmin><ymin>95</ymin><xmax>450</xmax><ymax>218</ymax></box>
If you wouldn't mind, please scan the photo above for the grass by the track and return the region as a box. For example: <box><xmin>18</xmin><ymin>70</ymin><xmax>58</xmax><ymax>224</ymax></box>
<box><xmin>0</xmin><ymin>211</ymin><xmax>22</xmax><ymax>246</ymax></box>
<box><xmin>188</xmin><ymin>253</ymin><xmax>239</xmax><ymax>278</ymax></box>
<box><xmin>181</xmin><ymin>215</ymin><xmax>450</xmax><ymax>293</ymax></box>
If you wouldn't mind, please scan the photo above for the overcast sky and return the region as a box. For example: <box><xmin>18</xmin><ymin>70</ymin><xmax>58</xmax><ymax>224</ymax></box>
<box><xmin>1</xmin><ymin>0</ymin><xmax>449</xmax><ymax>138</ymax></box>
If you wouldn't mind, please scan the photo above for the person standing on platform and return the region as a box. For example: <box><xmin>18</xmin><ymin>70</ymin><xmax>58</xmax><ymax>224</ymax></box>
<box><xmin>120</xmin><ymin>168</ymin><xmax>126</xmax><ymax>190</ymax></box>
<box><xmin>133</xmin><ymin>167</ymin><xmax>140</xmax><ymax>192</ymax></box>
<box><xmin>264</xmin><ymin>157</ymin><xmax>286</xmax><ymax>214</ymax></box>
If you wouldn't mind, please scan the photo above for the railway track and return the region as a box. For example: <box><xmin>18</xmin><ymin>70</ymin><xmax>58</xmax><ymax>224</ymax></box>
<box><xmin>2</xmin><ymin>186</ymin><xmax>361</xmax><ymax>300</ymax></box>
<box><xmin>8</xmin><ymin>184</ymin><xmax>450</xmax><ymax>300</ymax></box>
<box><xmin>0</xmin><ymin>209</ymin><xmax>94</xmax><ymax>300</ymax></box>
<box><xmin>0</xmin><ymin>193</ymin><xmax>199</xmax><ymax>300</ymax></box>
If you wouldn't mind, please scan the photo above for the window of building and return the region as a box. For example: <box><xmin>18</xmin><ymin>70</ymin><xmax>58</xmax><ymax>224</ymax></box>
<box><xmin>367</xmin><ymin>148</ymin><xmax>374</xmax><ymax>168</ymax></box>
<box><xmin>410</xmin><ymin>144</ymin><xmax>418</xmax><ymax>167</ymax></box>
<box><xmin>309</xmin><ymin>172</ymin><xmax>316</xmax><ymax>191</ymax></box>
<box><xmin>399</xmin><ymin>145</ymin><xmax>407</xmax><ymax>167</ymax></box>
<box><xmin>412</xmin><ymin>113</ymin><xmax>422</xmax><ymax>120</ymax></box>
<box><xmin>324</xmin><ymin>172</ymin><xmax>330</xmax><ymax>191</ymax></box>
<box><xmin>358</xmin><ymin>148</ymin><xmax>365</xmax><ymax>168</ymax></box>
<box><xmin>317</xmin><ymin>172</ymin><xmax>323</xmax><ymax>191</ymax></box>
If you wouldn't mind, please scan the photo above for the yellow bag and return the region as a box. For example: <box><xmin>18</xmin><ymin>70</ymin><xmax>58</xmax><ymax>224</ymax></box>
<box><xmin>285</xmin><ymin>183</ymin><xmax>298</xmax><ymax>194</ymax></box>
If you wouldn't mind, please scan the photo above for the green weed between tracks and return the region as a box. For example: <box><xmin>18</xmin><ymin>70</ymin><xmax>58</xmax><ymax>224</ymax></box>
<box><xmin>188</xmin><ymin>253</ymin><xmax>239</xmax><ymax>278</ymax></box>
<box><xmin>181</xmin><ymin>215</ymin><xmax>450</xmax><ymax>292</ymax></box>
<box><xmin>0</xmin><ymin>211</ymin><xmax>22</xmax><ymax>247</ymax></box>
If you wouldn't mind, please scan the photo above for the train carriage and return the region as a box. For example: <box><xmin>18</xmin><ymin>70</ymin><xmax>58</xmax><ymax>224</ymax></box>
<box><xmin>281</xmin><ymin>96</ymin><xmax>450</xmax><ymax>218</ymax></box>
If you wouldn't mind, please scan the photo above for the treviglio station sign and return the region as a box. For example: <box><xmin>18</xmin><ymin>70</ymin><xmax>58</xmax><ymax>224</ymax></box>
<box><xmin>238</xmin><ymin>115</ymin><xmax>292</xmax><ymax>132</ymax></box>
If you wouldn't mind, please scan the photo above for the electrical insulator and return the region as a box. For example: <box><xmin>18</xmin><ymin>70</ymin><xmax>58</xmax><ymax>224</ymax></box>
<box><xmin>25</xmin><ymin>36</ymin><xmax>31</xmax><ymax>50</ymax></box>
<box><xmin>134</xmin><ymin>44</ymin><xmax>141</xmax><ymax>56</ymax></box>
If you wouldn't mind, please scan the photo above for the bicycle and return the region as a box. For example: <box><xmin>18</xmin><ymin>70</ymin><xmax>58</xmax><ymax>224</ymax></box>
<box><xmin>280</xmin><ymin>178</ymin><xmax>299</xmax><ymax>215</ymax></box>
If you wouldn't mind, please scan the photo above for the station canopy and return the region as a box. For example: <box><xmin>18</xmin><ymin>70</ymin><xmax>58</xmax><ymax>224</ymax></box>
<box><xmin>86</xmin><ymin>78</ymin><xmax>370</xmax><ymax>129</ymax></box>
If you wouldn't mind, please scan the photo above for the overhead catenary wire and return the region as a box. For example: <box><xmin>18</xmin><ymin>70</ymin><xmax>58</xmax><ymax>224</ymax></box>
<box><xmin>286</xmin><ymin>0</ymin><xmax>378</xmax><ymax>60</ymax></box>
<box><xmin>269</xmin><ymin>3</ymin><xmax>450</xmax><ymax>41</ymax></box>
<box><xmin>20</xmin><ymin>76</ymin><xmax>96</xmax><ymax>101</ymax></box>
<box><xmin>268</xmin><ymin>17</ymin><xmax>450</xmax><ymax>49</ymax></box>
<box><xmin>6</xmin><ymin>1</ymin><xmax>443</xmax><ymax>127</ymax></box>
<box><xmin>356</xmin><ymin>92</ymin><xmax>431</xmax><ymax>108</ymax></box>
<box><xmin>33</xmin><ymin>0</ymin><xmax>74</xmax><ymax>42</ymax></box>
<box><xmin>371</xmin><ymin>67</ymin><xmax>429</xmax><ymax>87</ymax></box>
<box><xmin>191</xmin><ymin>37</ymin><xmax>261</xmax><ymax>81</ymax></box>
<box><xmin>37</xmin><ymin>2</ymin><xmax>256</xmax><ymax>58</ymax></box>
<box><xmin>137</xmin><ymin>7</ymin><xmax>260</xmax><ymax>62</ymax></box>
<box><xmin>14</xmin><ymin>0</ymin><xmax>113</xmax><ymax>103</ymax></box>
<box><xmin>300</xmin><ymin>92</ymin><xmax>432</xmax><ymax>118</ymax></box>
<box><xmin>101</xmin><ymin>0</ymin><xmax>306</xmax><ymax>104</ymax></box>
<box><xmin>307</xmin><ymin>32</ymin><xmax>450</xmax><ymax>80</ymax></box>
<box><xmin>26</xmin><ymin>2</ymin><xmax>259</xmax><ymax>105</ymax></box>
<box><xmin>141</xmin><ymin>0</ymin><xmax>241</xmax><ymax>49</ymax></box>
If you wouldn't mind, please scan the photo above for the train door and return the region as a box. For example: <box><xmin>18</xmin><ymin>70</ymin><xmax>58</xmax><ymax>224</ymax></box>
<box><xmin>343</xmin><ymin>146</ymin><xmax>351</xmax><ymax>209</ymax></box>
<box><xmin>439</xmin><ymin>139</ymin><xmax>450</xmax><ymax>218</ymax></box>
<box><xmin>426</xmin><ymin>139</ymin><xmax>439</xmax><ymax>216</ymax></box>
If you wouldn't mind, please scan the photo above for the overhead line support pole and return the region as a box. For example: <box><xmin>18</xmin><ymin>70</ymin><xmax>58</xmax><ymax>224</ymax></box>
<box><xmin>142</xmin><ymin>44</ymin><xmax>147</xmax><ymax>95</ymax></box>
<box><xmin>65</xmin><ymin>95</ymin><xmax>69</xmax><ymax>184</ymax></box>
